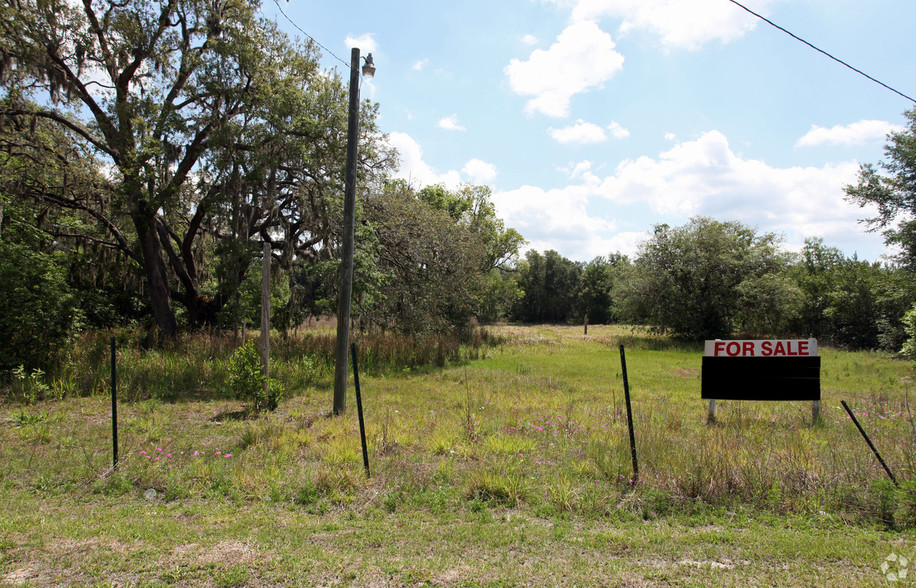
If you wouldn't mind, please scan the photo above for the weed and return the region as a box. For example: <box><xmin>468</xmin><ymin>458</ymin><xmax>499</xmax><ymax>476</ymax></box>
<box><xmin>226</xmin><ymin>340</ymin><xmax>284</xmax><ymax>412</ymax></box>
<box><xmin>869</xmin><ymin>479</ymin><xmax>899</xmax><ymax>528</ymax></box>
<box><xmin>12</xmin><ymin>410</ymin><xmax>47</xmax><ymax>426</ymax></box>
<box><xmin>213</xmin><ymin>566</ymin><xmax>249</xmax><ymax>588</ymax></box>
<box><xmin>465</xmin><ymin>470</ymin><xmax>526</xmax><ymax>507</ymax></box>
<box><xmin>12</xmin><ymin>365</ymin><xmax>51</xmax><ymax>405</ymax></box>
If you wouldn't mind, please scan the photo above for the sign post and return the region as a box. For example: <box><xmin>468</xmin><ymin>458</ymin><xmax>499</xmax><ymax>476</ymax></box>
<box><xmin>702</xmin><ymin>339</ymin><xmax>820</xmax><ymax>423</ymax></box>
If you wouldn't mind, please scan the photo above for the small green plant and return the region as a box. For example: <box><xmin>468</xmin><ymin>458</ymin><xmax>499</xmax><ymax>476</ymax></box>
<box><xmin>870</xmin><ymin>479</ymin><xmax>899</xmax><ymax>529</ymax></box>
<box><xmin>13</xmin><ymin>410</ymin><xmax>47</xmax><ymax>426</ymax></box>
<box><xmin>214</xmin><ymin>565</ymin><xmax>249</xmax><ymax>588</ymax></box>
<box><xmin>226</xmin><ymin>340</ymin><xmax>284</xmax><ymax>412</ymax></box>
<box><xmin>12</xmin><ymin>365</ymin><xmax>51</xmax><ymax>405</ymax></box>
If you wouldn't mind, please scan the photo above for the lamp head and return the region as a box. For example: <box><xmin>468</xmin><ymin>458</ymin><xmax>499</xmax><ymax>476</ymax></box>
<box><xmin>361</xmin><ymin>53</ymin><xmax>376</xmax><ymax>78</ymax></box>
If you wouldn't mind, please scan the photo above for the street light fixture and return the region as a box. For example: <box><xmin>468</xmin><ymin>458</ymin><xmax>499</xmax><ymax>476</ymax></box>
<box><xmin>361</xmin><ymin>53</ymin><xmax>375</xmax><ymax>78</ymax></box>
<box><xmin>333</xmin><ymin>47</ymin><xmax>375</xmax><ymax>416</ymax></box>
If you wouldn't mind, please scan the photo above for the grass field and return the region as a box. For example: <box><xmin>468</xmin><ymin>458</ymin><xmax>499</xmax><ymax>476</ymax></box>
<box><xmin>1</xmin><ymin>325</ymin><xmax>915</xmax><ymax>586</ymax></box>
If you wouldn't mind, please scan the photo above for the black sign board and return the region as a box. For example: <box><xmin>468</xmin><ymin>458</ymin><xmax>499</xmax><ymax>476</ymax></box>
<box><xmin>701</xmin><ymin>355</ymin><xmax>821</xmax><ymax>401</ymax></box>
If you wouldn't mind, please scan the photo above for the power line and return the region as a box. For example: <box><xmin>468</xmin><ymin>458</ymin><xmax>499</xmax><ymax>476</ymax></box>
<box><xmin>272</xmin><ymin>0</ymin><xmax>349</xmax><ymax>68</ymax></box>
<box><xmin>728</xmin><ymin>0</ymin><xmax>916</xmax><ymax>104</ymax></box>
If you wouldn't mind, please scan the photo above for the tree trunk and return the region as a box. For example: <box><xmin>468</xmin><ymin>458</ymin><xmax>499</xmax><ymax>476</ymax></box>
<box><xmin>135</xmin><ymin>213</ymin><xmax>179</xmax><ymax>337</ymax></box>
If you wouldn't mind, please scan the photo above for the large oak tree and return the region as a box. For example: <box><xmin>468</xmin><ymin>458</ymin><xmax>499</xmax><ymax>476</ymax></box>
<box><xmin>1</xmin><ymin>0</ymin><xmax>389</xmax><ymax>335</ymax></box>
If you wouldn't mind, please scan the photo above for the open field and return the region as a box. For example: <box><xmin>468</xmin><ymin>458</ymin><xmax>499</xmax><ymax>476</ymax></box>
<box><xmin>1</xmin><ymin>325</ymin><xmax>915</xmax><ymax>586</ymax></box>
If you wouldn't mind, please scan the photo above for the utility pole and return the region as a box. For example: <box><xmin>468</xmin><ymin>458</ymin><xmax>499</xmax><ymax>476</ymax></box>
<box><xmin>261</xmin><ymin>242</ymin><xmax>271</xmax><ymax>397</ymax></box>
<box><xmin>333</xmin><ymin>47</ymin><xmax>365</xmax><ymax>416</ymax></box>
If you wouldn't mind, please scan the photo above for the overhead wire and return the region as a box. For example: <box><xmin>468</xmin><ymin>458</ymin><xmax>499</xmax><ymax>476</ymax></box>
<box><xmin>271</xmin><ymin>0</ymin><xmax>349</xmax><ymax>68</ymax></box>
<box><xmin>728</xmin><ymin>0</ymin><xmax>916</xmax><ymax>104</ymax></box>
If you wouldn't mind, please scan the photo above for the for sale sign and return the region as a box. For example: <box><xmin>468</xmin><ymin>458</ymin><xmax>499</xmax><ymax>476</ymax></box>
<box><xmin>704</xmin><ymin>339</ymin><xmax>818</xmax><ymax>358</ymax></box>
<box><xmin>701</xmin><ymin>339</ymin><xmax>820</xmax><ymax>401</ymax></box>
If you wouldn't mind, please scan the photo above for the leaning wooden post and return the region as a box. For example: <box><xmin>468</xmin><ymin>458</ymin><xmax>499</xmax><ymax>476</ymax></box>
<box><xmin>260</xmin><ymin>242</ymin><xmax>271</xmax><ymax>399</ymax></box>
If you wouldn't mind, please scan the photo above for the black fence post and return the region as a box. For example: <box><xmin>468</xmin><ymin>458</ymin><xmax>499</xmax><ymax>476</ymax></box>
<box><xmin>110</xmin><ymin>337</ymin><xmax>118</xmax><ymax>471</ymax></box>
<box><xmin>351</xmin><ymin>342</ymin><xmax>370</xmax><ymax>478</ymax></box>
<box><xmin>619</xmin><ymin>345</ymin><xmax>639</xmax><ymax>482</ymax></box>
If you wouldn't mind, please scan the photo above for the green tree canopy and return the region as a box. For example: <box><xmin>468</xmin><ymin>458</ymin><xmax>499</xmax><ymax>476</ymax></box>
<box><xmin>0</xmin><ymin>0</ymin><xmax>391</xmax><ymax>336</ymax></box>
<box><xmin>845</xmin><ymin>108</ymin><xmax>916</xmax><ymax>270</ymax></box>
<box><xmin>361</xmin><ymin>182</ymin><xmax>489</xmax><ymax>333</ymax></box>
<box><xmin>614</xmin><ymin>217</ymin><xmax>796</xmax><ymax>340</ymax></box>
<box><xmin>512</xmin><ymin>250</ymin><xmax>583</xmax><ymax>324</ymax></box>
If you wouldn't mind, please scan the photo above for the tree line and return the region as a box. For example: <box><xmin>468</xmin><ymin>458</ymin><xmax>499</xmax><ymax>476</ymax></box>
<box><xmin>1</xmin><ymin>0</ymin><xmax>915</xmax><ymax>373</ymax></box>
<box><xmin>508</xmin><ymin>221</ymin><xmax>914</xmax><ymax>353</ymax></box>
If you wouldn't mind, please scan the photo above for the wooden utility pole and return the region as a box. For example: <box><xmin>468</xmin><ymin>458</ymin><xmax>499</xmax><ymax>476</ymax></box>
<box><xmin>333</xmin><ymin>47</ymin><xmax>362</xmax><ymax>416</ymax></box>
<box><xmin>261</xmin><ymin>242</ymin><xmax>271</xmax><ymax>396</ymax></box>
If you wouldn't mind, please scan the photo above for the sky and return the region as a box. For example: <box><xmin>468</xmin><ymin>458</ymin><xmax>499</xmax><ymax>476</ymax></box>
<box><xmin>261</xmin><ymin>0</ymin><xmax>916</xmax><ymax>263</ymax></box>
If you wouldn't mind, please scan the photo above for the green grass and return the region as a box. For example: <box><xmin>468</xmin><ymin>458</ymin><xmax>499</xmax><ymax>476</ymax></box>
<box><xmin>1</xmin><ymin>324</ymin><xmax>915</xmax><ymax>585</ymax></box>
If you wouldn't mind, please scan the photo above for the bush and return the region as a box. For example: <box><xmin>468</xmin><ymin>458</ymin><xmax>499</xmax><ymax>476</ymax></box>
<box><xmin>226</xmin><ymin>340</ymin><xmax>283</xmax><ymax>412</ymax></box>
<box><xmin>901</xmin><ymin>304</ymin><xmax>916</xmax><ymax>359</ymax></box>
<box><xmin>0</xmin><ymin>242</ymin><xmax>81</xmax><ymax>372</ymax></box>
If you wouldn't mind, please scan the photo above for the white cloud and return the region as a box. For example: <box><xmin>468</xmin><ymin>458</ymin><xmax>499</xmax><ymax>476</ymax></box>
<box><xmin>607</xmin><ymin>121</ymin><xmax>630</xmax><ymax>139</ymax></box>
<box><xmin>796</xmin><ymin>120</ymin><xmax>902</xmax><ymax>147</ymax></box>
<box><xmin>493</xmin><ymin>129</ymin><xmax>886</xmax><ymax>262</ymax></box>
<box><xmin>591</xmin><ymin>130</ymin><xmax>876</xmax><ymax>246</ymax></box>
<box><xmin>345</xmin><ymin>33</ymin><xmax>378</xmax><ymax>53</ymax></box>
<box><xmin>504</xmin><ymin>20</ymin><xmax>624</xmax><ymax>117</ymax></box>
<box><xmin>559</xmin><ymin>0</ymin><xmax>769</xmax><ymax>50</ymax></box>
<box><xmin>412</xmin><ymin>59</ymin><xmax>429</xmax><ymax>71</ymax></box>
<box><xmin>550</xmin><ymin>120</ymin><xmax>630</xmax><ymax>144</ymax></box>
<box><xmin>560</xmin><ymin>160</ymin><xmax>594</xmax><ymax>179</ymax></box>
<box><xmin>522</xmin><ymin>34</ymin><xmax>539</xmax><ymax>45</ymax></box>
<box><xmin>664</xmin><ymin>132</ymin><xmax>677</xmax><ymax>141</ymax></box>
<box><xmin>550</xmin><ymin>120</ymin><xmax>608</xmax><ymax>144</ymax></box>
<box><xmin>462</xmin><ymin>159</ymin><xmax>498</xmax><ymax>183</ymax></box>
<box><xmin>438</xmin><ymin>114</ymin><xmax>467</xmax><ymax>131</ymax></box>
<box><xmin>493</xmin><ymin>184</ymin><xmax>621</xmax><ymax>259</ymax></box>
<box><xmin>386</xmin><ymin>132</ymin><xmax>462</xmax><ymax>188</ymax></box>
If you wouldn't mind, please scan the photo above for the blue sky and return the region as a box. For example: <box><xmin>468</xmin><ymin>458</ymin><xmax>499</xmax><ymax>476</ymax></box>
<box><xmin>263</xmin><ymin>0</ymin><xmax>916</xmax><ymax>263</ymax></box>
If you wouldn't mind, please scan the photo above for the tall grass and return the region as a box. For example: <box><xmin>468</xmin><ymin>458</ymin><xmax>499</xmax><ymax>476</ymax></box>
<box><xmin>2</xmin><ymin>324</ymin><xmax>915</xmax><ymax>529</ymax></box>
<box><xmin>1</xmin><ymin>325</ymin><xmax>505</xmax><ymax>404</ymax></box>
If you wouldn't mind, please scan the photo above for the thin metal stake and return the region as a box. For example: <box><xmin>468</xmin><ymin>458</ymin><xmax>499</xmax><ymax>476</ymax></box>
<box><xmin>110</xmin><ymin>337</ymin><xmax>118</xmax><ymax>471</ymax></box>
<box><xmin>841</xmin><ymin>400</ymin><xmax>898</xmax><ymax>487</ymax></box>
<box><xmin>351</xmin><ymin>342</ymin><xmax>370</xmax><ymax>477</ymax></box>
<box><xmin>619</xmin><ymin>345</ymin><xmax>639</xmax><ymax>482</ymax></box>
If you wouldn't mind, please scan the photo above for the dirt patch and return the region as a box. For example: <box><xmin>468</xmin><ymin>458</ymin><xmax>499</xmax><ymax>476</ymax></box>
<box><xmin>432</xmin><ymin>565</ymin><xmax>472</xmax><ymax>584</ymax></box>
<box><xmin>173</xmin><ymin>540</ymin><xmax>263</xmax><ymax>566</ymax></box>
<box><xmin>2</xmin><ymin>565</ymin><xmax>48</xmax><ymax>586</ymax></box>
<box><xmin>674</xmin><ymin>368</ymin><xmax>700</xmax><ymax>378</ymax></box>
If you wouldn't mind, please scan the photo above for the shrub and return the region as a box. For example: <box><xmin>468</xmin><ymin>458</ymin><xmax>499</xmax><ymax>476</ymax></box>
<box><xmin>901</xmin><ymin>303</ymin><xmax>916</xmax><ymax>359</ymax></box>
<box><xmin>226</xmin><ymin>340</ymin><xmax>283</xmax><ymax>412</ymax></box>
<box><xmin>0</xmin><ymin>242</ymin><xmax>81</xmax><ymax>372</ymax></box>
